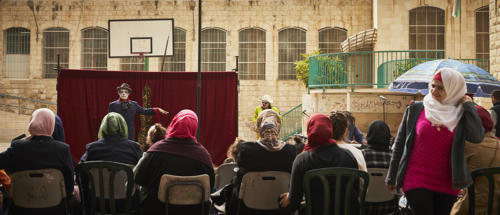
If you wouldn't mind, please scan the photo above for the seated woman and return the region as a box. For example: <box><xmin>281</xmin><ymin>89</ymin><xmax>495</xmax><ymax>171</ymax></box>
<box><xmin>80</xmin><ymin>112</ymin><xmax>143</xmax><ymax>164</ymax></box>
<box><xmin>225</xmin><ymin>109</ymin><xmax>296</xmax><ymax>215</ymax></box>
<box><xmin>0</xmin><ymin>108</ymin><xmax>74</xmax><ymax>215</ymax></box>
<box><xmin>143</xmin><ymin>123</ymin><xmax>166</xmax><ymax>152</ymax></box>
<box><xmin>279</xmin><ymin>113</ymin><xmax>359</xmax><ymax>215</ymax></box>
<box><xmin>329</xmin><ymin>111</ymin><xmax>367</xmax><ymax>172</ymax></box>
<box><xmin>361</xmin><ymin>120</ymin><xmax>395</xmax><ymax>215</ymax></box>
<box><xmin>134</xmin><ymin>109</ymin><xmax>214</xmax><ymax>215</ymax></box>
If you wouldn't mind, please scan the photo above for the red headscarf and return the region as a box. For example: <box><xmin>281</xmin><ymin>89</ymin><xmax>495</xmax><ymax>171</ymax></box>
<box><xmin>303</xmin><ymin>113</ymin><xmax>336</xmax><ymax>151</ymax></box>
<box><xmin>166</xmin><ymin>109</ymin><xmax>198</xmax><ymax>141</ymax></box>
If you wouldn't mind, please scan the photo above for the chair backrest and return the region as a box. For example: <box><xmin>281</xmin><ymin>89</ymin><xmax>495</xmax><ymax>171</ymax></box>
<box><xmin>303</xmin><ymin>167</ymin><xmax>369</xmax><ymax>215</ymax></box>
<box><xmin>214</xmin><ymin>162</ymin><xmax>238</xmax><ymax>190</ymax></box>
<box><xmin>237</xmin><ymin>171</ymin><xmax>291</xmax><ymax>211</ymax></box>
<box><xmin>158</xmin><ymin>174</ymin><xmax>210</xmax><ymax>215</ymax></box>
<box><xmin>365</xmin><ymin>168</ymin><xmax>394</xmax><ymax>202</ymax></box>
<box><xmin>468</xmin><ymin>167</ymin><xmax>500</xmax><ymax>215</ymax></box>
<box><xmin>10</xmin><ymin>168</ymin><xmax>66</xmax><ymax>208</ymax></box>
<box><xmin>76</xmin><ymin>161</ymin><xmax>135</xmax><ymax>215</ymax></box>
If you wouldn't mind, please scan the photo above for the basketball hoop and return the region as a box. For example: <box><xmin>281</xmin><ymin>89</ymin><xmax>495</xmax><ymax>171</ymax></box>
<box><xmin>138</xmin><ymin>52</ymin><xmax>145</xmax><ymax>58</ymax></box>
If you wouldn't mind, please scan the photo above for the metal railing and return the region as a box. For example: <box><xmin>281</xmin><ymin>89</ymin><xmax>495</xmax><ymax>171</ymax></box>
<box><xmin>280</xmin><ymin>104</ymin><xmax>303</xmax><ymax>141</ymax></box>
<box><xmin>0</xmin><ymin>93</ymin><xmax>56</xmax><ymax>115</ymax></box>
<box><xmin>309</xmin><ymin>50</ymin><xmax>448</xmax><ymax>91</ymax></box>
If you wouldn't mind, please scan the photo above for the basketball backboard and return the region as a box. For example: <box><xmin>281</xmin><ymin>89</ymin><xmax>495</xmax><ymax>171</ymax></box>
<box><xmin>108</xmin><ymin>19</ymin><xmax>174</xmax><ymax>58</ymax></box>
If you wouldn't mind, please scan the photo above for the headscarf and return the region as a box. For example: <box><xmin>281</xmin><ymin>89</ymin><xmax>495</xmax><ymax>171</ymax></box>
<box><xmin>98</xmin><ymin>112</ymin><xmax>128</xmax><ymax>139</ymax></box>
<box><xmin>303</xmin><ymin>113</ymin><xmax>336</xmax><ymax>151</ymax></box>
<box><xmin>166</xmin><ymin>109</ymin><xmax>198</xmax><ymax>140</ymax></box>
<box><xmin>256</xmin><ymin>109</ymin><xmax>285</xmax><ymax>151</ymax></box>
<box><xmin>148</xmin><ymin>109</ymin><xmax>213</xmax><ymax>169</ymax></box>
<box><xmin>366</xmin><ymin>120</ymin><xmax>391</xmax><ymax>151</ymax></box>
<box><xmin>28</xmin><ymin>108</ymin><xmax>55</xmax><ymax>137</ymax></box>
<box><xmin>52</xmin><ymin>114</ymin><xmax>66</xmax><ymax>142</ymax></box>
<box><xmin>423</xmin><ymin>68</ymin><xmax>466</xmax><ymax>131</ymax></box>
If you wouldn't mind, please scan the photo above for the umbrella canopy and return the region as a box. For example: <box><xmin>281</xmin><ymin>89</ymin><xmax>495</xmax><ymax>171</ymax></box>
<box><xmin>389</xmin><ymin>59</ymin><xmax>499</xmax><ymax>97</ymax></box>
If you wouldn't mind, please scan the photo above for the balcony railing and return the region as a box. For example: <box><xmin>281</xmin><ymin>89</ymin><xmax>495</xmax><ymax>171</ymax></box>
<box><xmin>308</xmin><ymin>50</ymin><xmax>490</xmax><ymax>91</ymax></box>
<box><xmin>279</xmin><ymin>104</ymin><xmax>302</xmax><ymax>141</ymax></box>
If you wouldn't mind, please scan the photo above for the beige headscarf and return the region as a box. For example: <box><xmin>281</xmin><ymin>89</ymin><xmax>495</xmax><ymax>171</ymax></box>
<box><xmin>423</xmin><ymin>67</ymin><xmax>466</xmax><ymax>131</ymax></box>
<box><xmin>28</xmin><ymin>108</ymin><xmax>55</xmax><ymax>137</ymax></box>
<box><xmin>256</xmin><ymin>109</ymin><xmax>285</xmax><ymax>151</ymax></box>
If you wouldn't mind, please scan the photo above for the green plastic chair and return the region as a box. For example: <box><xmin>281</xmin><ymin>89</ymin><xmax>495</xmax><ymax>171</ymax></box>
<box><xmin>303</xmin><ymin>167</ymin><xmax>369</xmax><ymax>215</ymax></box>
<box><xmin>468</xmin><ymin>167</ymin><xmax>500</xmax><ymax>215</ymax></box>
<box><xmin>76</xmin><ymin>161</ymin><xmax>135</xmax><ymax>215</ymax></box>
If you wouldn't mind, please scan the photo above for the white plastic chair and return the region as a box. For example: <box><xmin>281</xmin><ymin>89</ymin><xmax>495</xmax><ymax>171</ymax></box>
<box><xmin>365</xmin><ymin>168</ymin><xmax>395</xmax><ymax>202</ymax></box>
<box><xmin>157</xmin><ymin>174</ymin><xmax>210</xmax><ymax>215</ymax></box>
<box><xmin>10</xmin><ymin>168</ymin><xmax>67</xmax><ymax>209</ymax></box>
<box><xmin>237</xmin><ymin>171</ymin><xmax>290</xmax><ymax>212</ymax></box>
<box><xmin>214</xmin><ymin>162</ymin><xmax>238</xmax><ymax>190</ymax></box>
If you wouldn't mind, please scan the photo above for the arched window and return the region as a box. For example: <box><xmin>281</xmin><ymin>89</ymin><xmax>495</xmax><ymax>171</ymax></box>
<box><xmin>81</xmin><ymin>27</ymin><xmax>108</xmax><ymax>70</ymax></box>
<box><xmin>278</xmin><ymin>27</ymin><xmax>306</xmax><ymax>80</ymax></box>
<box><xmin>159</xmin><ymin>27</ymin><xmax>186</xmax><ymax>71</ymax></box>
<box><xmin>201</xmin><ymin>28</ymin><xmax>226</xmax><ymax>71</ymax></box>
<box><xmin>239</xmin><ymin>28</ymin><xmax>265</xmax><ymax>80</ymax></box>
<box><xmin>43</xmin><ymin>27</ymin><xmax>69</xmax><ymax>78</ymax></box>
<box><xmin>319</xmin><ymin>27</ymin><xmax>347</xmax><ymax>54</ymax></box>
<box><xmin>409</xmin><ymin>6</ymin><xmax>445</xmax><ymax>57</ymax></box>
<box><xmin>3</xmin><ymin>27</ymin><xmax>30</xmax><ymax>78</ymax></box>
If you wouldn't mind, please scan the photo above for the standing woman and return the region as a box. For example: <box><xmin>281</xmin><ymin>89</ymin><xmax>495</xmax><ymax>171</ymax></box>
<box><xmin>385</xmin><ymin>68</ymin><xmax>484</xmax><ymax>215</ymax></box>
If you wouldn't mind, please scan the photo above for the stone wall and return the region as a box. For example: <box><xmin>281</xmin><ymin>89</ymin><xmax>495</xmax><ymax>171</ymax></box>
<box><xmin>491</xmin><ymin>0</ymin><xmax>500</xmax><ymax>81</ymax></box>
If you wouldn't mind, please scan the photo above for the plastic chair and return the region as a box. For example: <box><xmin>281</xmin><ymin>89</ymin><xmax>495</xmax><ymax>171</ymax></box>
<box><xmin>157</xmin><ymin>174</ymin><xmax>210</xmax><ymax>215</ymax></box>
<box><xmin>10</xmin><ymin>168</ymin><xmax>68</xmax><ymax>213</ymax></box>
<box><xmin>468</xmin><ymin>167</ymin><xmax>500</xmax><ymax>215</ymax></box>
<box><xmin>214</xmin><ymin>162</ymin><xmax>238</xmax><ymax>190</ymax></box>
<box><xmin>237</xmin><ymin>171</ymin><xmax>291</xmax><ymax>212</ymax></box>
<box><xmin>303</xmin><ymin>167</ymin><xmax>369</xmax><ymax>215</ymax></box>
<box><xmin>76</xmin><ymin>161</ymin><xmax>135</xmax><ymax>215</ymax></box>
<box><xmin>365</xmin><ymin>168</ymin><xmax>394</xmax><ymax>202</ymax></box>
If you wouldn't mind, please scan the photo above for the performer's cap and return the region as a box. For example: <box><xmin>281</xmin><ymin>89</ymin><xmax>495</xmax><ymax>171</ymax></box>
<box><xmin>261</xmin><ymin>95</ymin><xmax>273</xmax><ymax>103</ymax></box>
<box><xmin>117</xmin><ymin>83</ymin><xmax>132</xmax><ymax>93</ymax></box>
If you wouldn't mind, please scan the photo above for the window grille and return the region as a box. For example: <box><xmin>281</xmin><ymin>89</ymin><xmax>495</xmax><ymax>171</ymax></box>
<box><xmin>120</xmin><ymin>57</ymin><xmax>145</xmax><ymax>71</ymax></box>
<box><xmin>159</xmin><ymin>27</ymin><xmax>186</xmax><ymax>71</ymax></box>
<box><xmin>278</xmin><ymin>28</ymin><xmax>306</xmax><ymax>80</ymax></box>
<box><xmin>476</xmin><ymin>6</ymin><xmax>489</xmax><ymax>60</ymax></box>
<box><xmin>3</xmin><ymin>27</ymin><xmax>30</xmax><ymax>78</ymax></box>
<box><xmin>201</xmin><ymin>28</ymin><xmax>226</xmax><ymax>71</ymax></box>
<box><xmin>43</xmin><ymin>27</ymin><xmax>69</xmax><ymax>78</ymax></box>
<box><xmin>319</xmin><ymin>27</ymin><xmax>347</xmax><ymax>54</ymax></box>
<box><xmin>409</xmin><ymin>6</ymin><xmax>445</xmax><ymax>58</ymax></box>
<box><xmin>81</xmin><ymin>27</ymin><xmax>108</xmax><ymax>70</ymax></box>
<box><xmin>239</xmin><ymin>28</ymin><xmax>266</xmax><ymax>80</ymax></box>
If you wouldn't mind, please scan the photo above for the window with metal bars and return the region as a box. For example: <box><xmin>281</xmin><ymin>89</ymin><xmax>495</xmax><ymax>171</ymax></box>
<box><xmin>319</xmin><ymin>27</ymin><xmax>347</xmax><ymax>54</ymax></box>
<box><xmin>43</xmin><ymin>27</ymin><xmax>69</xmax><ymax>78</ymax></box>
<box><xmin>159</xmin><ymin>27</ymin><xmax>186</xmax><ymax>71</ymax></box>
<box><xmin>239</xmin><ymin>28</ymin><xmax>266</xmax><ymax>80</ymax></box>
<box><xmin>476</xmin><ymin>6</ymin><xmax>489</xmax><ymax>60</ymax></box>
<box><xmin>201</xmin><ymin>28</ymin><xmax>226</xmax><ymax>71</ymax></box>
<box><xmin>3</xmin><ymin>27</ymin><xmax>30</xmax><ymax>78</ymax></box>
<box><xmin>120</xmin><ymin>57</ymin><xmax>145</xmax><ymax>71</ymax></box>
<box><xmin>409</xmin><ymin>6</ymin><xmax>445</xmax><ymax>58</ymax></box>
<box><xmin>81</xmin><ymin>27</ymin><xmax>108</xmax><ymax>70</ymax></box>
<box><xmin>278</xmin><ymin>28</ymin><xmax>306</xmax><ymax>80</ymax></box>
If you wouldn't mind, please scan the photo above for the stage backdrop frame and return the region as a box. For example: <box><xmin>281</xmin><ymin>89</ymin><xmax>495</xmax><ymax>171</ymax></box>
<box><xmin>57</xmin><ymin>69</ymin><xmax>237</xmax><ymax>165</ymax></box>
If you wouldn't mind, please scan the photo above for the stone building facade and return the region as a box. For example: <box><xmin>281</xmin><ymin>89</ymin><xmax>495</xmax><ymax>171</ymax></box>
<box><xmin>0</xmin><ymin>0</ymin><xmax>491</xmax><ymax>140</ymax></box>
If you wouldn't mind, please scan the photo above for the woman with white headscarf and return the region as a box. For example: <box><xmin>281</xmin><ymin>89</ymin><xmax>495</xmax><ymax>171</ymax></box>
<box><xmin>225</xmin><ymin>109</ymin><xmax>296</xmax><ymax>215</ymax></box>
<box><xmin>386</xmin><ymin>68</ymin><xmax>484</xmax><ymax>215</ymax></box>
<box><xmin>0</xmin><ymin>108</ymin><xmax>74</xmax><ymax>215</ymax></box>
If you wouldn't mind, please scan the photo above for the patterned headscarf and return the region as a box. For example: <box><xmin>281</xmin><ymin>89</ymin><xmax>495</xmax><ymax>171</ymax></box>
<box><xmin>28</xmin><ymin>108</ymin><xmax>55</xmax><ymax>137</ymax></box>
<box><xmin>98</xmin><ymin>112</ymin><xmax>128</xmax><ymax>139</ymax></box>
<box><xmin>256</xmin><ymin>109</ymin><xmax>285</xmax><ymax>151</ymax></box>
